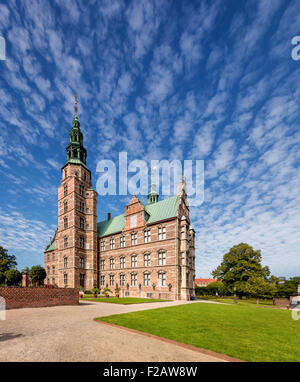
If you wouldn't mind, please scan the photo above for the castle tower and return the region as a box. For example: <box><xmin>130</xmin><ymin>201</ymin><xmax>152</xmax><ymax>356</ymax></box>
<box><xmin>55</xmin><ymin>99</ymin><xmax>98</xmax><ymax>289</ymax></box>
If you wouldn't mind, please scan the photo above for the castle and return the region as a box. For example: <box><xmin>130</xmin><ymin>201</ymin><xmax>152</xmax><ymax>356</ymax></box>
<box><xmin>44</xmin><ymin>112</ymin><xmax>195</xmax><ymax>300</ymax></box>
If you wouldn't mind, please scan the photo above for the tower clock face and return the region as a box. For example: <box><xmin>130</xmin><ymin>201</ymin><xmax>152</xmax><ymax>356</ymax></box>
<box><xmin>130</xmin><ymin>214</ymin><xmax>137</xmax><ymax>228</ymax></box>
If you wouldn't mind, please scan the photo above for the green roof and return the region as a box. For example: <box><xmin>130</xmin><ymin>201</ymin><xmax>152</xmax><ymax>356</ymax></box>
<box><xmin>97</xmin><ymin>195</ymin><xmax>180</xmax><ymax>237</ymax></box>
<box><xmin>62</xmin><ymin>158</ymin><xmax>89</xmax><ymax>170</ymax></box>
<box><xmin>45</xmin><ymin>240</ymin><xmax>56</xmax><ymax>252</ymax></box>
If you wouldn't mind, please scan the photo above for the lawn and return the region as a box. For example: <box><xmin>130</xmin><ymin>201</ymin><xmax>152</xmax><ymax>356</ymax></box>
<box><xmin>96</xmin><ymin>303</ymin><xmax>300</xmax><ymax>361</ymax></box>
<box><xmin>198</xmin><ymin>296</ymin><xmax>275</xmax><ymax>307</ymax></box>
<box><xmin>82</xmin><ymin>296</ymin><xmax>168</xmax><ymax>304</ymax></box>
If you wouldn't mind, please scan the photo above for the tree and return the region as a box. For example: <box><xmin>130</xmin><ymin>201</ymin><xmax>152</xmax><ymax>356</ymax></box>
<box><xmin>4</xmin><ymin>269</ymin><xmax>22</xmax><ymax>286</ymax></box>
<box><xmin>206</xmin><ymin>281</ymin><xmax>228</xmax><ymax>296</ymax></box>
<box><xmin>0</xmin><ymin>246</ymin><xmax>17</xmax><ymax>274</ymax></box>
<box><xmin>212</xmin><ymin>243</ymin><xmax>271</xmax><ymax>295</ymax></box>
<box><xmin>28</xmin><ymin>265</ymin><xmax>46</xmax><ymax>285</ymax></box>
<box><xmin>244</xmin><ymin>275</ymin><xmax>277</xmax><ymax>304</ymax></box>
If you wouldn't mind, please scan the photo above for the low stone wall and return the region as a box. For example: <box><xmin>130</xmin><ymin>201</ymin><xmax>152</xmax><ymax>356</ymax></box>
<box><xmin>0</xmin><ymin>287</ymin><xmax>79</xmax><ymax>310</ymax></box>
<box><xmin>273</xmin><ymin>298</ymin><xmax>290</xmax><ymax>307</ymax></box>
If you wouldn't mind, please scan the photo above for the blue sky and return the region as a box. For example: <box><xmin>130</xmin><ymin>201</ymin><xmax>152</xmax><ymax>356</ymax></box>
<box><xmin>0</xmin><ymin>0</ymin><xmax>300</xmax><ymax>278</ymax></box>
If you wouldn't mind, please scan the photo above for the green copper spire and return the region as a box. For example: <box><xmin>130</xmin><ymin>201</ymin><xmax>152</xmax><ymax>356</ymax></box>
<box><xmin>147</xmin><ymin>183</ymin><xmax>159</xmax><ymax>204</ymax></box>
<box><xmin>65</xmin><ymin>94</ymin><xmax>87</xmax><ymax>167</ymax></box>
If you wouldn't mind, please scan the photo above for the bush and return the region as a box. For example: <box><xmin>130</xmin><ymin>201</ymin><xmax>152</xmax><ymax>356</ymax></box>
<box><xmin>91</xmin><ymin>288</ymin><xmax>100</xmax><ymax>295</ymax></box>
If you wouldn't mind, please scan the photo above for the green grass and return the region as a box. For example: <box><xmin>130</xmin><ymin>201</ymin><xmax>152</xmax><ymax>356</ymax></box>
<box><xmin>198</xmin><ymin>296</ymin><xmax>275</xmax><ymax>307</ymax></box>
<box><xmin>96</xmin><ymin>303</ymin><xmax>300</xmax><ymax>361</ymax></box>
<box><xmin>82</xmin><ymin>297</ymin><xmax>168</xmax><ymax>304</ymax></box>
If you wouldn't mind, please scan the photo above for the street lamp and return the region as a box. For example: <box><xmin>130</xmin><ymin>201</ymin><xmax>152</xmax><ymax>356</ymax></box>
<box><xmin>234</xmin><ymin>286</ymin><xmax>237</xmax><ymax>304</ymax></box>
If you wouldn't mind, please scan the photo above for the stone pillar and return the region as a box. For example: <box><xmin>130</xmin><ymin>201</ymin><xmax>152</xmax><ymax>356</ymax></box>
<box><xmin>22</xmin><ymin>267</ymin><xmax>29</xmax><ymax>287</ymax></box>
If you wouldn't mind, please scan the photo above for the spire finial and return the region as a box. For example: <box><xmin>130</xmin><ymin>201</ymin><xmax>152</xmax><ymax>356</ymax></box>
<box><xmin>74</xmin><ymin>92</ymin><xmax>78</xmax><ymax>115</ymax></box>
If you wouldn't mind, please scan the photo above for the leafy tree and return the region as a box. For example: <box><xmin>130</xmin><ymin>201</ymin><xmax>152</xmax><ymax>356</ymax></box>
<box><xmin>4</xmin><ymin>269</ymin><xmax>22</xmax><ymax>286</ymax></box>
<box><xmin>212</xmin><ymin>243</ymin><xmax>271</xmax><ymax>295</ymax></box>
<box><xmin>276</xmin><ymin>277</ymin><xmax>300</xmax><ymax>298</ymax></box>
<box><xmin>207</xmin><ymin>281</ymin><xmax>228</xmax><ymax>296</ymax></box>
<box><xmin>28</xmin><ymin>265</ymin><xmax>46</xmax><ymax>285</ymax></box>
<box><xmin>0</xmin><ymin>246</ymin><xmax>17</xmax><ymax>274</ymax></box>
<box><xmin>244</xmin><ymin>275</ymin><xmax>277</xmax><ymax>303</ymax></box>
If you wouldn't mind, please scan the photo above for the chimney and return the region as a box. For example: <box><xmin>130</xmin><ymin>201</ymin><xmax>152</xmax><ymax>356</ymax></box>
<box><xmin>107</xmin><ymin>212</ymin><xmax>111</xmax><ymax>220</ymax></box>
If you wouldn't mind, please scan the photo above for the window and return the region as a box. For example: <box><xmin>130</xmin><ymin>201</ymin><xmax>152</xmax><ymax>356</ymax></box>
<box><xmin>52</xmin><ymin>278</ymin><xmax>55</xmax><ymax>284</ymax></box>
<box><xmin>100</xmin><ymin>240</ymin><xmax>105</xmax><ymax>251</ymax></box>
<box><xmin>84</xmin><ymin>172</ymin><xmax>87</xmax><ymax>181</ymax></box>
<box><xmin>64</xmin><ymin>257</ymin><xmax>68</xmax><ymax>268</ymax></box>
<box><xmin>158</xmin><ymin>272</ymin><xmax>166</xmax><ymax>287</ymax></box>
<box><xmin>64</xmin><ymin>236</ymin><xmax>68</xmax><ymax>248</ymax></box>
<box><xmin>144</xmin><ymin>229</ymin><xmax>151</xmax><ymax>243</ymax></box>
<box><xmin>110</xmin><ymin>258</ymin><xmax>115</xmax><ymax>269</ymax></box>
<box><xmin>100</xmin><ymin>275</ymin><xmax>105</xmax><ymax>286</ymax></box>
<box><xmin>80</xmin><ymin>257</ymin><xmax>84</xmax><ymax>268</ymax></box>
<box><xmin>131</xmin><ymin>255</ymin><xmax>137</xmax><ymax>268</ymax></box>
<box><xmin>64</xmin><ymin>273</ymin><xmax>68</xmax><ymax>285</ymax></box>
<box><xmin>131</xmin><ymin>273</ymin><xmax>137</xmax><ymax>286</ymax></box>
<box><xmin>64</xmin><ymin>184</ymin><xmax>68</xmax><ymax>196</ymax></box>
<box><xmin>120</xmin><ymin>236</ymin><xmax>125</xmax><ymax>248</ymax></box>
<box><xmin>47</xmin><ymin>266</ymin><xmax>50</xmax><ymax>275</ymax></box>
<box><xmin>158</xmin><ymin>226</ymin><xmax>166</xmax><ymax>240</ymax></box>
<box><xmin>144</xmin><ymin>253</ymin><xmax>151</xmax><ymax>267</ymax></box>
<box><xmin>109</xmin><ymin>274</ymin><xmax>115</xmax><ymax>286</ymax></box>
<box><xmin>80</xmin><ymin>217</ymin><xmax>85</xmax><ymax>229</ymax></box>
<box><xmin>64</xmin><ymin>200</ymin><xmax>68</xmax><ymax>213</ymax></box>
<box><xmin>158</xmin><ymin>250</ymin><xmax>166</xmax><ymax>266</ymax></box>
<box><xmin>47</xmin><ymin>253</ymin><xmax>50</xmax><ymax>261</ymax></box>
<box><xmin>79</xmin><ymin>184</ymin><xmax>84</xmax><ymax>196</ymax></box>
<box><xmin>110</xmin><ymin>237</ymin><xmax>115</xmax><ymax>249</ymax></box>
<box><xmin>64</xmin><ymin>169</ymin><xmax>67</xmax><ymax>178</ymax></box>
<box><xmin>64</xmin><ymin>217</ymin><xmax>68</xmax><ymax>229</ymax></box>
<box><xmin>52</xmin><ymin>265</ymin><xmax>55</xmax><ymax>274</ymax></box>
<box><xmin>79</xmin><ymin>201</ymin><xmax>85</xmax><ymax>212</ymax></box>
<box><xmin>100</xmin><ymin>259</ymin><xmax>105</xmax><ymax>270</ymax></box>
<box><xmin>131</xmin><ymin>232</ymin><xmax>137</xmax><ymax>246</ymax></box>
<box><xmin>52</xmin><ymin>253</ymin><xmax>55</xmax><ymax>261</ymax></box>
<box><xmin>120</xmin><ymin>274</ymin><xmax>125</xmax><ymax>286</ymax></box>
<box><xmin>86</xmin><ymin>224</ymin><xmax>89</xmax><ymax>229</ymax></box>
<box><xmin>144</xmin><ymin>273</ymin><xmax>151</xmax><ymax>286</ymax></box>
<box><xmin>86</xmin><ymin>208</ymin><xmax>90</xmax><ymax>213</ymax></box>
<box><xmin>120</xmin><ymin>257</ymin><xmax>125</xmax><ymax>269</ymax></box>
<box><xmin>80</xmin><ymin>274</ymin><xmax>85</xmax><ymax>288</ymax></box>
<box><xmin>130</xmin><ymin>214</ymin><xmax>137</xmax><ymax>228</ymax></box>
<box><xmin>80</xmin><ymin>236</ymin><xmax>85</xmax><ymax>249</ymax></box>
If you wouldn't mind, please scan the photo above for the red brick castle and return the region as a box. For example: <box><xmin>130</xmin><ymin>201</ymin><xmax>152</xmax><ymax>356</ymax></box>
<box><xmin>44</xmin><ymin>112</ymin><xmax>195</xmax><ymax>300</ymax></box>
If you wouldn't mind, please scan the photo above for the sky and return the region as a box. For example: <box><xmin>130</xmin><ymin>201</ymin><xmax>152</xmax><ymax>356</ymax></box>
<box><xmin>0</xmin><ymin>0</ymin><xmax>300</xmax><ymax>278</ymax></box>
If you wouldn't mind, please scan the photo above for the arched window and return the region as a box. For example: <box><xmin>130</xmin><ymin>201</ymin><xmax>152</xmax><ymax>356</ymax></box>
<box><xmin>64</xmin><ymin>257</ymin><xmax>68</xmax><ymax>268</ymax></box>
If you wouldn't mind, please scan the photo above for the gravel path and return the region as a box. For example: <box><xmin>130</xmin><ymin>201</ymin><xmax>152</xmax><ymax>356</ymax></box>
<box><xmin>0</xmin><ymin>300</ymin><xmax>226</xmax><ymax>362</ymax></box>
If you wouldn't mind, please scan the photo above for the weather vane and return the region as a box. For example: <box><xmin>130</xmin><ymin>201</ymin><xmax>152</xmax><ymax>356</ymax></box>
<box><xmin>74</xmin><ymin>92</ymin><xmax>78</xmax><ymax>115</ymax></box>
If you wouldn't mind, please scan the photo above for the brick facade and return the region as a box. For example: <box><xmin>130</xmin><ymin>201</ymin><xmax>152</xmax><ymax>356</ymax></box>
<box><xmin>44</xmin><ymin>114</ymin><xmax>196</xmax><ymax>300</ymax></box>
<box><xmin>0</xmin><ymin>287</ymin><xmax>79</xmax><ymax>309</ymax></box>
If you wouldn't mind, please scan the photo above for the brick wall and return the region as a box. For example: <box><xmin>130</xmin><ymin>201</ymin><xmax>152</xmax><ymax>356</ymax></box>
<box><xmin>273</xmin><ymin>298</ymin><xmax>290</xmax><ymax>307</ymax></box>
<box><xmin>0</xmin><ymin>287</ymin><xmax>79</xmax><ymax>310</ymax></box>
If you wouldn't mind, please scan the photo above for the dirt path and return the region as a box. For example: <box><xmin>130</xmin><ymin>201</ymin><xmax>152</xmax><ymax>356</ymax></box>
<box><xmin>0</xmin><ymin>300</ymin><xmax>227</xmax><ymax>362</ymax></box>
